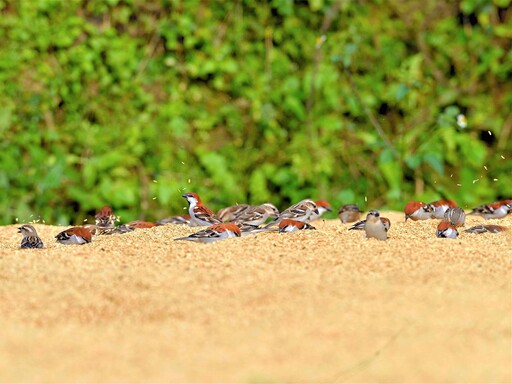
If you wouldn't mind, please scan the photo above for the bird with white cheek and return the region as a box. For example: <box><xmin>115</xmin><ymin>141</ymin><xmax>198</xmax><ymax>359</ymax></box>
<box><xmin>469</xmin><ymin>200</ymin><xmax>512</xmax><ymax>219</ymax></box>
<box><xmin>350</xmin><ymin>210</ymin><xmax>390</xmax><ymax>241</ymax></box>
<box><xmin>18</xmin><ymin>224</ymin><xmax>44</xmax><ymax>249</ymax></box>
<box><xmin>338</xmin><ymin>204</ymin><xmax>362</xmax><ymax>224</ymax></box>
<box><xmin>429</xmin><ymin>199</ymin><xmax>458</xmax><ymax>219</ymax></box>
<box><xmin>308</xmin><ymin>200</ymin><xmax>332</xmax><ymax>221</ymax></box>
<box><xmin>174</xmin><ymin>223</ymin><xmax>241</xmax><ymax>243</ymax></box>
<box><xmin>182</xmin><ymin>192</ymin><xmax>222</xmax><ymax>227</ymax></box>
<box><xmin>436</xmin><ymin>221</ymin><xmax>459</xmax><ymax>239</ymax></box>
<box><xmin>404</xmin><ymin>201</ymin><xmax>434</xmax><ymax>221</ymax></box>
<box><xmin>55</xmin><ymin>226</ymin><xmax>92</xmax><ymax>245</ymax></box>
<box><xmin>443</xmin><ymin>207</ymin><xmax>466</xmax><ymax>227</ymax></box>
<box><xmin>278</xmin><ymin>219</ymin><xmax>316</xmax><ymax>233</ymax></box>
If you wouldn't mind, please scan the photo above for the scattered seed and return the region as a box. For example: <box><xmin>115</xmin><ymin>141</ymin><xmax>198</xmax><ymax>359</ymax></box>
<box><xmin>472</xmin><ymin>179</ymin><xmax>479</xmax><ymax>184</ymax></box>
<box><xmin>457</xmin><ymin>183</ymin><xmax>462</xmax><ymax>186</ymax></box>
<box><xmin>364</xmin><ymin>196</ymin><xmax>367</xmax><ymax>202</ymax></box>
<box><xmin>484</xmin><ymin>165</ymin><xmax>488</xmax><ymax>170</ymax></box>
<box><xmin>500</xmin><ymin>155</ymin><xmax>505</xmax><ymax>159</ymax></box>
<box><xmin>450</xmin><ymin>174</ymin><xmax>453</xmax><ymax>178</ymax></box>
<box><xmin>181</xmin><ymin>162</ymin><xmax>185</xmax><ymax>165</ymax></box>
<box><xmin>494</xmin><ymin>178</ymin><xmax>498</xmax><ymax>181</ymax></box>
<box><xmin>153</xmin><ymin>180</ymin><xmax>158</xmax><ymax>183</ymax></box>
<box><xmin>152</xmin><ymin>197</ymin><xmax>157</xmax><ymax>200</ymax></box>
<box><xmin>188</xmin><ymin>179</ymin><xmax>191</xmax><ymax>183</ymax></box>
<box><xmin>488</xmin><ymin>130</ymin><xmax>492</xmax><ymax>135</ymax></box>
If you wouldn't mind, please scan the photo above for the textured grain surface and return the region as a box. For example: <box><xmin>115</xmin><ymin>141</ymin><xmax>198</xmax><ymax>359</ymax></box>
<box><xmin>0</xmin><ymin>212</ymin><xmax>511</xmax><ymax>383</ymax></box>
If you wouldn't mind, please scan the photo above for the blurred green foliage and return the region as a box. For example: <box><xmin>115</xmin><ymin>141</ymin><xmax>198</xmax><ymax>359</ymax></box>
<box><xmin>0</xmin><ymin>0</ymin><xmax>510</xmax><ymax>224</ymax></box>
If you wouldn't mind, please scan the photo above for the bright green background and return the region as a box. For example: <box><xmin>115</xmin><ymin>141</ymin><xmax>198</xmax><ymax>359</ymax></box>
<box><xmin>1</xmin><ymin>0</ymin><xmax>511</xmax><ymax>225</ymax></box>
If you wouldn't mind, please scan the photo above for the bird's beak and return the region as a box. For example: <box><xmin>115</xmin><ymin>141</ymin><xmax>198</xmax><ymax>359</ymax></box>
<box><xmin>326</xmin><ymin>207</ymin><xmax>333</xmax><ymax>212</ymax></box>
<box><xmin>405</xmin><ymin>215</ymin><xmax>409</xmax><ymax>221</ymax></box>
<box><xmin>181</xmin><ymin>194</ymin><xmax>188</xmax><ymax>198</ymax></box>
<box><xmin>17</xmin><ymin>227</ymin><xmax>22</xmax><ymax>233</ymax></box>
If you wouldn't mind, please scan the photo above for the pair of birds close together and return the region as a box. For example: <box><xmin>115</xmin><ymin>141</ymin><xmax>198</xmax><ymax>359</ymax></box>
<box><xmin>404</xmin><ymin>199</ymin><xmax>511</xmax><ymax>239</ymax></box>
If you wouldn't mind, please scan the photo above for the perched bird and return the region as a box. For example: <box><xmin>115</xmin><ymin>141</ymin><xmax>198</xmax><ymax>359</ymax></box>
<box><xmin>182</xmin><ymin>192</ymin><xmax>222</xmax><ymax>227</ymax></box>
<box><xmin>338</xmin><ymin>204</ymin><xmax>362</xmax><ymax>224</ymax></box>
<box><xmin>430</xmin><ymin>199</ymin><xmax>458</xmax><ymax>219</ymax></box>
<box><xmin>436</xmin><ymin>221</ymin><xmax>459</xmax><ymax>239</ymax></box>
<box><xmin>18</xmin><ymin>224</ymin><xmax>44</xmax><ymax>249</ymax></box>
<box><xmin>156</xmin><ymin>215</ymin><xmax>191</xmax><ymax>225</ymax></box>
<box><xmin>309</xmin><ymin>200</ymin><xmax>332</xmax><ymax>221</ymax></box>
<box><xmin>55</xmin><ymin>226</ymin><xmax>92</xmax><ymax>245</ymax></box>
<box><xmin>217</xmin><ymin>204</ymin><xmax>250</xmax><ymax>222</ymax></box>
<box><xmin>231</xmin><ymin>203</ymin><xmax>279</xmax><ymax>227</ymax></box>
<box><xmin>443</xmin><ymin>207</ymin><xmax>466</xmax><ymax>227</ymax></box>
<box><xmin>469</xmin><ymin>200</ymin><xmax>512</xmax><ymax>219</ymax></box>
<box><xmin>278</xmin><ymin>219</ymin><xmax>316</xmax><ymax>233</ymax></box>
<box><xmin>114</xmin><ymin>220</ymin><xmax>156</xmax><ymax>234</ymax></box>
<box><xmin>95</xmin><ymin>206</ymin><xmax>118</xmax><ymax>235</ymax></box>
<box><xmin>464</xmin><ymin>225</ymin><xmax>507</xmax><ymax>234</ymax></box>
<box><xmin>174</xmin><ymin>223</ymin><xmax>241</xmax><ymax>243</ymax></box>
<box><xmin>404</xmin><ymin>201</ymin><xmax>434</xmax><ymax>221</ymax></box>
<box><xmin>265</xmin><ymin>199</ymin><xmax>319</xmax><ymax>228</ymax></box>
<box><xmin>350</xmin><ymin>210</ymin><xmax>390</xmax><ymax>241</ymax></box>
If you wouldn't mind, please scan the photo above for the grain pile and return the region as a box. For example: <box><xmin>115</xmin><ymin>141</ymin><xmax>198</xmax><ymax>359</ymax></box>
<box><xmin>0</xmin><ymin>212</ymin><xmax>511</xmax><ymax>382</ymax></box>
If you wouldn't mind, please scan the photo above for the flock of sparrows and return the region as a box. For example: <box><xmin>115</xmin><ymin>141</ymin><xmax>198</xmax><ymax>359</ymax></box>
<box><xmin>17</xmin><ymin>194</ymin><xmax>511</xmax><ymax>248</ymax></box>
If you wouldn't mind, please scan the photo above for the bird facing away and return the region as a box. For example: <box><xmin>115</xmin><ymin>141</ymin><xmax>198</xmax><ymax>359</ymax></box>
<box><xmin>156</xmin><ymin>215</ymin><xmax>191</xmax><ymax>225</ymax></box>
<box><xmin>443</xmin><ymin>207</ymin><xmax>466</xmax><ymax>227</ymax></box>
<box><xmin>174</xmin><ymin>223</ymin><xmax>241</xmax><ymax>243</ymax></box>
<box><xmin>338</xmin><ymin>204</ymin><xmax>362</xmax><ymax>224</ymax></box>
<box><xmin>216</xmin><ymin>204</ymin><xmax>251</xmax><ymax>222</ymax></box>
<box><xmin>55</xmin><ymin>227</ymin><xmax>92</xmax><ymax>245</ymax></box>
<box><xmin>18</xmin><ymin>225</ymin><xmax>44</xmax><ymax>249</ymax></box>
<box><xmin>182</xmin><ymin>192</ymin><xmax>222</xmax><ymax>227</ymax></box>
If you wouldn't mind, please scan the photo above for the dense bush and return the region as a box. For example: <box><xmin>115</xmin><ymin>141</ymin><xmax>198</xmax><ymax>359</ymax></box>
<box><xmin>0</xmin><ymin>0</ymin><xmax>510</xmax><ymax>225</ymax></box>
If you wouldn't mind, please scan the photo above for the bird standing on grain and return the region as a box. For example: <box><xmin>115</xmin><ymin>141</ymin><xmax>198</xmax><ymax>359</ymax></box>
<box><xmin>174</xmin><ymin>223</ymin><xmax>241</xmax><ymax>243</ymax></box>
<box><xmin>429</xmin><ymin>199</ymin><xmax>458</xmax><ymax>219</ymax></box>
<box><xmin>443</xmin><ymin>207</ymin><xmax>466</xmax><ymax>227</ymax></box>
<box><xmin>350</xmin><ymin>210</ymin><xmax>390</xmax><ymax>241</ymax></box>
<box><xmin>182</xmin><ymin>192</ymin><xmax>222</xmax><ymax>227</ymax></box>
<box><xmin>404</xmin><ymin>201</ymin><xmax>434</xmax><ymax>221</ymax></box>
<box><xmin>55</xmin><ymin>227</ymin><xmax>92</xmax><ymax>245</ymax></box>
<box><xmin>18</xmin><ymin>225</ymin><xmax>44</xmax><ymax>249</ymax></box>
<box><xmin>338</xmin><ymin>204</ymin><xmax>362</xmax><ymax>223</ymax></box>
<box><xmin>114</xmin><ymin>220</ymin><xmax>156</xmax><ymax>234</ymax></box>
<box><xmin>464</xmin><ymin>225</ymin><xmax>507</xmax><ymax>234</ymax></box>
<box><xmin>95</xmin><ymin>206</ymin><xmax>118</xmax><ymax>235</ymax></box>
<box><xmin>264</xmin><ymin>199</ymin><xmax>319</xmax><ymax>228</ymax></box>
<box><xmin>469</xmin><ymin>200</ymin><xmax>512</xmax><ymax>219</ymax></box>
<box><xmin>436</xmin><ymin>221</ymin><xmax>459</xmax><ymax>239</ymax></box>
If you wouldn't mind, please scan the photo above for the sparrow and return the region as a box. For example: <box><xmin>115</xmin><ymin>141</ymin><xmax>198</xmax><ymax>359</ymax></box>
<box><xmin>231</xmin><ymin>203</ymin><xmax>280</xmax><ymax>226</ymax></box>
<box><xmin>182</xmin><ymin>192</ymin><xmax>222</xmax><ymax>227</ymax></box>
<box><xmin>443</xmin><ymin>207</ymin><xmax>466</xmax><ymax>227</ymax></box>
<box><xmin>469</xmin><ymin>200</ymin><xmax>512</xmax><ymax>219</ymax></box>
<box><xmin>357</xmin><ymin>210</ymin><xmax>390</xmax><ymax>241</ymax></box>
<box><xmin>429</xmin><ymin>199</ymin><xmax>458</xmax><ymax>219</ymax></box>
<box><xmin>348</xmin><ymin>216</ymin><xmax>391</xmax><ymax>232</ymax></box>
<box><xmin>95</xmin><ymin>206</ymin><xmax>118</xmax><ymax>235</ymax></box>
<box><xmin>55</xmin><ymin>226</ymin><xmax>92</xmax><ymax>245</ymax></box>
<box><xmin>216</xmin><ymin>204</ymin><xmax>250</xmax><ymax>222</ymax></box>
<box><xmin>309</xmin><ymin>199</ymin><xmax>333</xmax><ymax>221</ymax></box>
<box><xmin>265</xmin><ymin>199</ymin><xmax>319</xmax><ymax>228</ymax></box>
<box><xmin>174</xmin><ymin>223</ymin><xmax>241</xmax><ymax>243</ymax></box>
<box><xmin>436</xmin><ymin>221</ymin><xmax>459</xmax><ymax>238</ymax></box>
<box><xmin>338</xmin><ymin>204</ymin><xmax>362</xmax><ymax>223</ymax></box>
<box><xmin>464</xmin><ymin>225</ymin><xmax>507</xmax><ymax>234</ymax></box>
<box><xmin>404</xmin><ymin>201</ymin><xmax>434</xmax><ymax>221</ymax></box>
<box><xmin>156</xmin><ymin>215</ymin><xmax>191</xmax><ymax>225</ymax></box>
<box><xmin>18</xmin><ymin>224</ymin><xmax>44</xmax><ymax>249</ymax></box>
<box><xmin>114</xmin><ymin>220</ymin><xmax>156</xmax><ymax>234</ymax></box>
<box><xmin>278</xmin><ymin>219</ymin><xmax>316</xmax><ymax>233</ymax></box>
